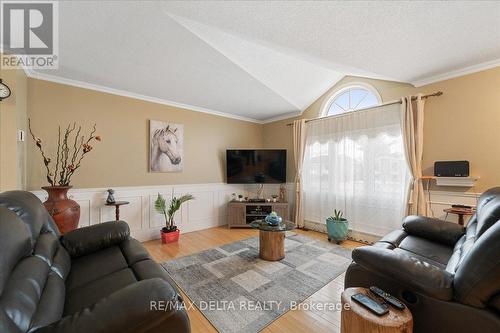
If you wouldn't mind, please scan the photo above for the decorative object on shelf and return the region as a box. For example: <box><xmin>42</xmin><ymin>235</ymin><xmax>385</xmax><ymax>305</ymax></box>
<box><xmin>150</xmin><ymin>120</ymin><xmax>183</xmax><ymax>172</ymax></box>
<box><xmin>28</xmin><ymin>119</ymin><xmax>101</xmax><ymax>233</ymax></box>
<box><xmin>231</xmin><ymin>193</ymin><xmax>236</xmax><ymax>201</ymax></box>
<box><xmin>0</xmin><ymin>79</ymin><xmax>12</xmax><ymax>101</ymax></box>
<box><xmin>244</xmin><ymin>196</ymin><xmax>249</xmax><ymax>201</ymax></box>
<box><xmin>265</xmin><ymin>211</ymin><xmax>282</xmax><ymax>226</ymax></box>
<box><xmin>105</xmin><ymin>201</ymin><xmax>129</xmax><ymax>221</ymax></box>
<box><xmin>326</xmin><ymin>209</ymin><xmax>349</xmax><ymax>243</ymax></box>
<box><xmin>238</xmin><ymin>194</ymin><xmax>244</xmax><ymax>202</ymax></box>
<box><xmin>271</xmin><ymin>194</ymin><xmax>278</xmax><ymax>203</ymax></box>
<box><xmin>266</xmin><ymin>198</ymin><xmax>271</xmax><ymax>202</ymax></box>
<box><xmin>155</xmin><ymin>191</ymin><xmax>194</xmax><ymax>244</ymax></box>
<box><xmin>279</xmin><ymin>184</ymin><xmax>287</xmax><ymax>202</ymax></box>
<box><xmin>106</xmin><ymin>189</ymin><xmax>116</xmax><ymax>204</ymax></box>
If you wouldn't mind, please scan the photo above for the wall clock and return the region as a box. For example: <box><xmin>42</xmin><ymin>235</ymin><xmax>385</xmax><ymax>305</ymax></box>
<box><xmin>0</xmin><ymin>79</ymin><xmax>12</xmax><ymax>101</ymax></box>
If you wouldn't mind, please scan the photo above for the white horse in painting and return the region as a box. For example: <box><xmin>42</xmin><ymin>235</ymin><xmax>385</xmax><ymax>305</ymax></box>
<box><xmin>150</xmin><ymin>125</ymin><xmax>182</xmax><ymax>172</ymax></box>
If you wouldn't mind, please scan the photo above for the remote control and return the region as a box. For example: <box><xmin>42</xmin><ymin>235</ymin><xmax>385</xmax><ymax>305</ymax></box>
<box><xmin>351</xmin><ymin>293</ymin><xmax>389</xmax><ymax>316</ymax></box>
<box><xmin>369</xmin><ymin>286</ymin><xmax>405</xmax><ymax>310</ymax></box>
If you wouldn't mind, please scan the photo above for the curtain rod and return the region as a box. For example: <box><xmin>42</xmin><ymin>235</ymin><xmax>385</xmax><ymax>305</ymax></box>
<box><xmin>286</xmin><ymin>91</ymin><xmax>443</xmax><ymax>126</ymax></box>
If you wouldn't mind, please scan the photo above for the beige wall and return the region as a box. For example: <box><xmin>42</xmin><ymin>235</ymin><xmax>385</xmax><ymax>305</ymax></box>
<box><xmin>264</xmin><ymin>67</ymin><xmax>500</xmax><ymax>192</ymax></box>
<box><xmin>0</xmin><ymin>63</ymin><xmax>27</xmax><ymax>191</ymax></box>
<box><xmin>27</xmin><ymin>79</ymin><xmax>263</xmax><ymax>190</ymax></box>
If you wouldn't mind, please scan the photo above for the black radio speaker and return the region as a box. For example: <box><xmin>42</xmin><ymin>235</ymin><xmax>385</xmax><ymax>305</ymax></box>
<box><xmin>434</xmin><ymin>161</ymin><xmax>469</xmax><ymax>177</ymax></box>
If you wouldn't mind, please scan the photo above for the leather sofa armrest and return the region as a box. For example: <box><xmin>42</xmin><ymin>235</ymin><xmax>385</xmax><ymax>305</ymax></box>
<box><xmin>61</xmin><ymin>221</ymin><xmax>130</xmax><ymax>258</ymax></box>
<box><xmin>402</xmin><ymin>215</ymin><xmax>465</xmax><ymax>246</ymax></box>
<box><xmin>33</xmin><ymin>278</ymin><xmax>190</xmax><ymax>333</ymax></box>
<box><xmin>352</xmin><ymin>246</ymin><xmax>454</xmax><ymax>301</ymax></box>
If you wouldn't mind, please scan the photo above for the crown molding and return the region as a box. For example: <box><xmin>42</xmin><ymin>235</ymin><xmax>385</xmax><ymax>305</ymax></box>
<box><xmin>412</xmin><ymin>59</ymin><xmax>500</xmax><ymax>87</ymax></box>
<box><xmin>25</xmin><ymin>69</ymin><xmax>263</xmax><ymax>124</ymax></box>
<box><xmin>260</xmin><ymin>111</ymin><xmax>303</xmax><ymax>124</ymax></box>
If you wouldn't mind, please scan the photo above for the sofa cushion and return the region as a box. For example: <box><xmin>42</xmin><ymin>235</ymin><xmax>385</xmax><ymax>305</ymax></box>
<box><xmin>0</xmin><ymin>208</ymin><xmax>32</xmax><ymax>295</ymax></box>
<box><xmin>28</xmin><ymin>271</ymin><xmax>65</xmax><ymax>332</ymax></box>
<box><xmin>0</xmin><ymin>205</ymin><xmax>67</xmax><ymax>333</ymax></box>
<box><xmin>0</xmin><ymin>257</ymin><xmax>51</xmax><ymax>332</ymax></box>
<box><xmin>66</xmin><ymin>246</ymin><xmax>129</xmax><ymax>292</ymax></box>
<box><xmin>120</xmin><ymin>239</ymin><xmax>151</xmax><ymax>266</ymax></box>
<box><xmin>475</xmin><ymin>187</ymin><xmax>500</xmax><ymax>238</ymax></box>
<box><xmin>0</xmin><ymin>191</ymin><xmax>60</xmax><ymax>245</ymax></box>
<box><xmin>64</xmin><ymin>268</ymin><xmax>138</xmax><ymax>315</ymax></box>
<box><xmin>378</xmin><ymin>229</ymin><xmax>407</xmax><ymax>248</ymax></box>
<box><xmin>63</xmin><ymin>241</ymin><xmax>180</xmax><ymax>316</ymax></box>
<box><xmin>398</xmin><ymin>235</ymin><xmax>453</xmax><ymax>266</ymax></box>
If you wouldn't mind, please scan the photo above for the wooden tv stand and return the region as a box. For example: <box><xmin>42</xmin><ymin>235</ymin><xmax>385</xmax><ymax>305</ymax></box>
<box><xmin>227</xmin><ymin>201</ymin><xmax>289</xmax><ymax>229</ymax></box>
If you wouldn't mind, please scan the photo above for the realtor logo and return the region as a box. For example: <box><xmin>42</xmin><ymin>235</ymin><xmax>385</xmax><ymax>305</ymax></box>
<box><xmin>1</xmin><ymin>1</ymin><xmax>58</xmax><ymax>69</ymax></box>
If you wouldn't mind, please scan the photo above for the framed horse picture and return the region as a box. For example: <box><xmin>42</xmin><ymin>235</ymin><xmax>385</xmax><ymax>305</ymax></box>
<box><xmin>149</xmin><ymin>120</ymin><xmax>184</xmax><ymax>172</ymax></box>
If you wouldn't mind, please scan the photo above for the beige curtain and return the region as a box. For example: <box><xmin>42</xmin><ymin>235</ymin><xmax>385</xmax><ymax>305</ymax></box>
<box><xmin>401</xmin><ymin>94</ymin><xmax>430</xmax><ymax>216</ymax></box>
<box><xmin>293</xmin><ymin>119</ymin><xmax>307</xmax><ymax>227</ymax></box>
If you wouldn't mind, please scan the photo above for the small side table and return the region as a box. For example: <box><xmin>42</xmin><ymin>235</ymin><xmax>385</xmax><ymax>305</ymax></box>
<box><xmin>341</xmin><ymin>287</ymin><xmax>413</xmax><ymax>333</ymax></box>
<box><xmin>444</xmin><ymin>208</ymin><xmax>475</xmax><ymax>226</ymax></box>
<box><xmin>105</xmin><ymin>201</ymin><xmax>129</xmax><ymax>221</ymax></box>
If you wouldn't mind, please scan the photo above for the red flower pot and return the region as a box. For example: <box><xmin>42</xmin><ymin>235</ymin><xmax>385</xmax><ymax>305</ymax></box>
<box><xmin>161</xmin><ymin>229</ymin><xmax>180</xmax><ymax>244</ymax></box>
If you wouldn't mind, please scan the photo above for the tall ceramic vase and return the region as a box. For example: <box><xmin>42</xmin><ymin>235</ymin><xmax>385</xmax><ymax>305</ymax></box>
<box><xmin>42</xmin><ymin>186</ymin><xmax>80</xmax><ymax>234</ymax></box>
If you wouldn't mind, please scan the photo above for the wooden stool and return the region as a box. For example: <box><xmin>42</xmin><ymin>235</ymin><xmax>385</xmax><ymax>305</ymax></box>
<box><xmin>341</xmin><ymin>287</ymin><xmax>413</xmax><ymax>333</ymax></box>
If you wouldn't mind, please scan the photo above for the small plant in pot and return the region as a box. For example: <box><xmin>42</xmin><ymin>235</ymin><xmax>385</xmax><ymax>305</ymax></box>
<box><xmin>326</xmin><ymin>209</ymin><xmax>349</xmax><ymax>244</ymax></box>
<box><xmin>155</xmin><ymin>191</ymin><xmax>194</xmax><ymax>244</ymax></box>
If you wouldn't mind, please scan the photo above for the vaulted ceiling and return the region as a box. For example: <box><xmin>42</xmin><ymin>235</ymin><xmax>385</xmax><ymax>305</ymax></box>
<box><xmin>31</xmin><ymin>1</ymin><xmax>500</xmax><ymax>123</ymax></box>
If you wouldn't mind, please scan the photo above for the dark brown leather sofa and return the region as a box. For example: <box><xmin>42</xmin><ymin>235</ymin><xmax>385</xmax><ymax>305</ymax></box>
<box><xmin>345</xmin><ymin>187</ymin><xmax>500</xmax><ymax>332</ymax></box>
<box><xmin>0</xmin><ymin>191</ymin><xmax>190</xmax><ymax>333</ymax></box>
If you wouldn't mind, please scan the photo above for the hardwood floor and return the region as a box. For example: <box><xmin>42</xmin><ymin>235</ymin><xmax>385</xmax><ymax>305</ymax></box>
<box><xmin>143</xmin><ymin>226</ymin><xmax>362</xmax><ymax>333</ymax></box>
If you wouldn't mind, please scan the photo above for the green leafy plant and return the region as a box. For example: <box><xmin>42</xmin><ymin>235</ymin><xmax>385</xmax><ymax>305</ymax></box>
<box><xmin>329</xmin><ymin>209</ymin><xmax>345</xmax><ymax>221</ymax></box>
<box><xmin>155</xmin><ymin>191</ymin><xmax>194</xmax><ymax>232</ymax></box>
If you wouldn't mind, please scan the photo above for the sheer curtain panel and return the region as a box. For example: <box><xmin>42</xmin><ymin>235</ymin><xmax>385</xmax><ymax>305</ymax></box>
<box><xmin>302</xmin><ymin>103</ymin><xmax>411</xmax><ymax>237</ymax></box>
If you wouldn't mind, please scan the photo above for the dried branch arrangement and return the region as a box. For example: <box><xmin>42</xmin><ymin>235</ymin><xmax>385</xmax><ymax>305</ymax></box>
<box><xmin>28</xmin><ymin>119</ymin><xmax>101</xmax><ymax>186</ymax></box>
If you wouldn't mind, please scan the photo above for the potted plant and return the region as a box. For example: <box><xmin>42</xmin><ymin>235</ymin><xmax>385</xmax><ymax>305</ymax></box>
<box><xmin>271</xmin><ymin>194</ymin><xmax>279</xmax><ymax>202</ymax></box>
<box><xmin>238</xmin><ymin>194</ymin><xmax>244</xmax><ymax>202</ymax></box>
<box><xmin>28</xmin><ymin>119</ymin><xmax>101</xmax><ymax>234</ymax></box>
<box><xmin>155</xmin><ymin>191</ymin><xmax>194</xmax><ymax>244</ymax></box>
<box><xmin>326</xmin><ymin>209</ymin><xmax>349</xmax><ymax>244</ymax></box>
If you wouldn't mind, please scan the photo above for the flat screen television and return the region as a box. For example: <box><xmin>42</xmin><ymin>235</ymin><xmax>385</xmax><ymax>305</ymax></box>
<box><xmin>226</xmin><ymin>149</ymin><xmax>286</xmax><ymax>184</ymax></box>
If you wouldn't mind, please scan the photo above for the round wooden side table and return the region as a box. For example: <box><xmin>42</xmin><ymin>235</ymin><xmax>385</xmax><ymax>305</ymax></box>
<box><xmin>341</xmin><ymin>287</ymin><xmax>413</xmax><ymax>333</ymax></box>
<box><xmin>250</xmin><ymin>219</ymin><xmax>295</xmax><ymax>261</ymax></box>
<box><xmin>105</xmin><ymin>201</ymin><xmax>129</xmax><ymax>221</ymax></box>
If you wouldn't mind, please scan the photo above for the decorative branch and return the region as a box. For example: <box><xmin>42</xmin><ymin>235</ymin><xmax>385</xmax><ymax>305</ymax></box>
<box><xmin>54</xmin><ymin>126</ymin><xmax>61</xmax><ymax>185</ymax></box>
<box><xmin>28</xmin><ymin>119</ymin><xmax>101</xmax><ymax>187</ymax></box>
<box><xmin>28</xmin><ymin>119</ymin><xmax>54</xmax><ymax>186</ymax></box>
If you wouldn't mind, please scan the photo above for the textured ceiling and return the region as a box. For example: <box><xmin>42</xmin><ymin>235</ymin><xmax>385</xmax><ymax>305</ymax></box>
<box><xmin>31</xmin><ymin>1</ymin><xmax>500</xmax><ymax>122</ymax></box>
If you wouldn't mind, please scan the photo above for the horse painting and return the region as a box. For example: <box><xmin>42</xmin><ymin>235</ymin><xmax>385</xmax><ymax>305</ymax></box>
<box><xmin>150</xmin><ymin>120</ymin><xmax>183</xmax><ymax>172</ymax></box>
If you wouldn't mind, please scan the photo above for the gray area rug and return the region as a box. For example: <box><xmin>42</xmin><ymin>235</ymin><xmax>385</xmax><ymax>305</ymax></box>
<box><xmin>162</xmin><ymin>233</ymin><xmax>352</xmax><ymax>333</ymax></box>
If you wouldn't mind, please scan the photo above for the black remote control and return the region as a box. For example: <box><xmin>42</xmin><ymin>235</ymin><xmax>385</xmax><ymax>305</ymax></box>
<box><xmin>369</xmin><ymin>286</ymin><xmax>405</xmax><ymax>310</ymax></box>
<box><xmin>351</xmin><ymin>293</ymin><xmax>389</xmax><ymax>316</ymax></box>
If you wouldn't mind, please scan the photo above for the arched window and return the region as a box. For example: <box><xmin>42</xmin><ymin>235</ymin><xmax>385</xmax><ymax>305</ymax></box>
<box><xmin>323</xmin><ymin>83</ymin><xmax>381</xmax><ymax>117</ymax></box>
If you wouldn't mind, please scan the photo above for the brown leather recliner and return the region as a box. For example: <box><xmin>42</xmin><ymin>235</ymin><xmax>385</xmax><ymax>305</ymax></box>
<box><xmin>0</xmin><ymin>191</ymin><xmax>190</xmax><ymax>333</ymax></box>
<box><xmin>345</xmin><ymin>187</ymin><xmax>500</xmax><ymax>333</ymax></box>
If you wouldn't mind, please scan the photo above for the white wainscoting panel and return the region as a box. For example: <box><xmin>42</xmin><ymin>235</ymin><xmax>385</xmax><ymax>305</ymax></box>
<box><xmin>32</xmin><ymin>183</ymin><xmax>295</xmax><ymax>241</ymax></box>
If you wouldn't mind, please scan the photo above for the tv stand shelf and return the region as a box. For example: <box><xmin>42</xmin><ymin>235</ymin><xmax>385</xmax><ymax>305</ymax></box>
<box><xmin>227</xmin><ymin>201</ymin><xmax>289</xmax><ymax>229</ymax></box>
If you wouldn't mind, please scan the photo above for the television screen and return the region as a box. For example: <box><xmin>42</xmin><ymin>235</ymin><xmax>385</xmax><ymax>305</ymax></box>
<box><xmin>226</xmin><ymin>149</ymin><xmax>286</xmax><ymax>184</ymax></box>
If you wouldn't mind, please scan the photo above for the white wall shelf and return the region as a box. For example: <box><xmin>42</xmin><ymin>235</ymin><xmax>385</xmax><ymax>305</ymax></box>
<box><xmin>431</xmin><ymin>176</ymin><xmax>479</xmax><ymax>187</ymax></box>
